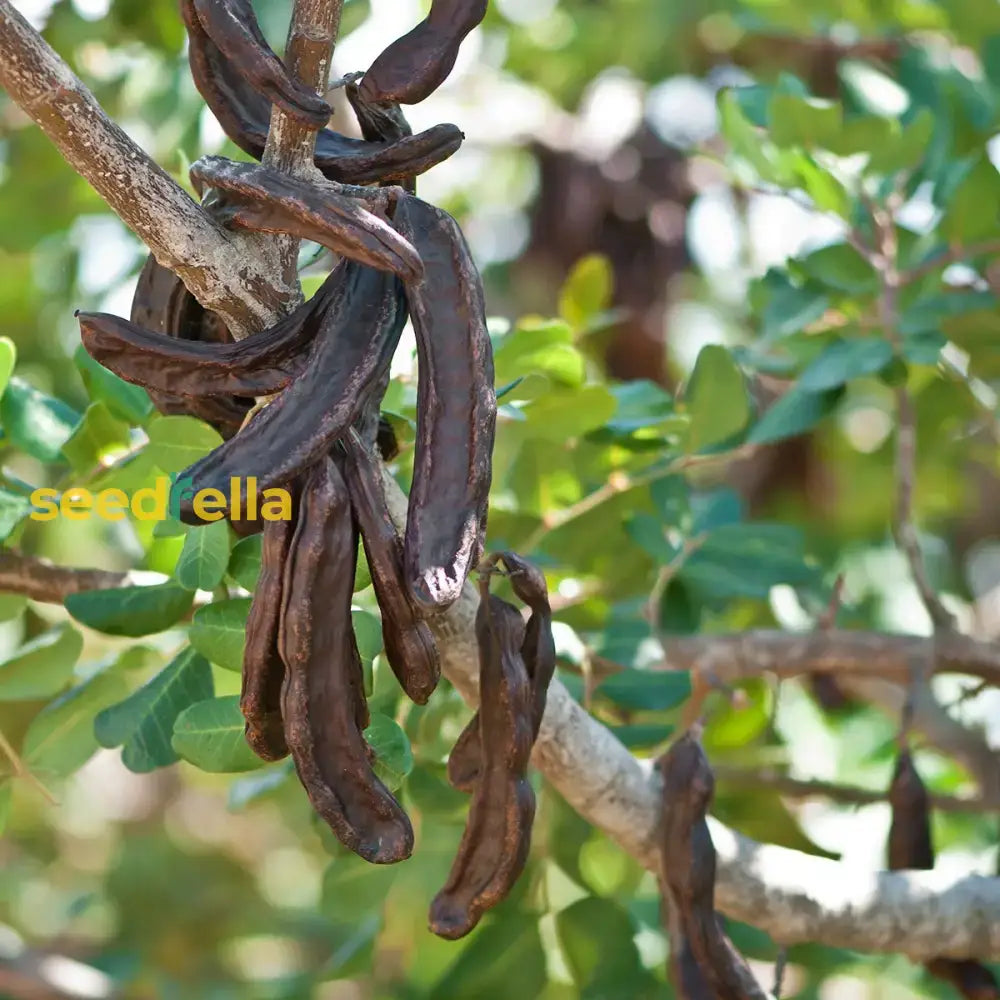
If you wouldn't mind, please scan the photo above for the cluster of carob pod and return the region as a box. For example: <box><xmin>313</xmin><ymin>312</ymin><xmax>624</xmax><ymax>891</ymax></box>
<box><xmin>76</xmin><ymin>0</ymin><xmax>555</xmax><ymax>939</ymax></box>
<box><xmin>658</xmin><ymin>729</ymin><xmax>1000</xmax><ymax>998</ymax></box>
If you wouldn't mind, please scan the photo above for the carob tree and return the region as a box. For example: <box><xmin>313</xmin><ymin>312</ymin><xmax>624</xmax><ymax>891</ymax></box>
<box><xmin>74</xmin><ymin>0</ymin><xmax>547</xmax><ymax>937</ymax></box>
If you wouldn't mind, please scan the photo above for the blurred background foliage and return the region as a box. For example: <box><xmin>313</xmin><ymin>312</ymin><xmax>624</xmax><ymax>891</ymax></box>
<box><xmin>1</xmin><ymin>0</ymin><xmax>1000</xmax><ymax>996</ymax></box>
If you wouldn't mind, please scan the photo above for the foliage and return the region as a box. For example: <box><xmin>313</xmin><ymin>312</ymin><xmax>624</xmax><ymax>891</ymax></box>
<box><xmin>1</xmin><ymin>0</ymin><xmax>999</xmax><ymax>997</ymax></box>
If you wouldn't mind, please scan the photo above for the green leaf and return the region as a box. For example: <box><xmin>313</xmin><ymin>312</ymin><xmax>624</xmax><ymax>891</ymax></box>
<box><xmin>556</xmin><ymin>897</ymin><xmax>650</xmax><ymax>995</ymax></box>
<box><xmin>596</xmin><ymin>668</ymin><xmax>692</xmax><ymax>711</ymax></box>
<box><xmin>494</xmin><ymin>319</ymin><xmax>584</xmax><ymax>389</ymax></box>
<box><xmin>521</xmin><ymin>385</ymin><xmax>617</xmax><ymax>440</ymax></box>
<box><xmin>74</xmin><ymin>344</ymin><xmax>153</xmax><ymax>425</ymax></box>
<box><xmin>0</xmin><ymin>337</ymin><xmax>16</xmax><ymax>396</ymax></box>
<box><xmin>795</xmin><ymin>244</ymin><xmax>878</xmax><ymax>295</ymax></box>
<box><xmin>227</xmin><ymin>533</ymin><xmax>262</xmax><ymax>591</ymax></box>
<box><xmin>608</xmin><ymin>723</ymin><xmax>675</xmax><ymax>750</ymax></box>
<box><xmin>22</xmin><ymin>669</ymin><xmax>129</xmax><ymax>779</ymax></box>
<box><xmin>799</xmin><ymin>338</ymin><xmax>894</xmax><ymax>391</ymax></box>
<box><xmin>322</xmin><ymin>856</ymin><xmax>399</xmax><ymax>917</ymax></box>
<box><xmin>174</xmin><ymin>519</ymin><xmax>231</xmax><ymax>591</ymax></box>
<box><xmin>189</xmin><ymin>598</ymin><xmax>251</xmax><ymax>672</ymax></box>
<box><xmin>748</xmin><ymin>387</ymin><xmax>840</xmax><ymax>445</ymax></box>
<box><xmin>943</xmin><ymin>156</ymin><xmax>1000</xmax><ymax>243</ymax></box>
<box><xmin>0</xmin><ymin>624</ymin><xmax>83</xmax><ymax>701</ymax></box>
<box><xmin>94</xmin><ymin>646</ymin><xmax>213</xmax><ymax>773</ymax></box>
<box><xmin>625</xmin><ymin>513</ymin><xmax>677</xmax><ymax>564</ymax></box>
<box><xmin>171</xmin><ymin>695</ymin><xmax>262</xmax><ymax>772</ymax></box>
<box><xmin>0</xmin><ymin>783</ymin><xmax>10</xmax><ymax>837</ymax></box>
<box><xmin>604</xmin><ymin>381</ymin><xmax>675</xmax><ymax>433</ymax></box>
<box><xmin>559</xmin><ymin>254</ymin><xmax>613</xmax><ymax>330</ymax></box>
<box><xmin>0</xmin><ymin>487</ymin><xmax>33</xmax><ymax>541</ymax></box>
<box><xmin>0</xmin><ymin>593</ymin><xmax>26</xmax><ymax>622</ymax></box>
<box><xmin>685</xmin><ymin>345</ymin><xmax>750</xmax><ymax>451</ymax></box>
<box><xmin>363</xmin><ymin>714</ymin><xmax>413</xmax><ymax>791</ymax></box>
<box><xmin>768</xmin><ymin>94</ymin><xmax>843</xmax><ymax>149</ymax></box>
<box><xmin>758</xmin><ymin>272</ymin><xmax>830</xmax><ymax>341</ymax></box>
<box><xmin>61</xmin><ymin>401</ymin><xmax>131</xmax><ymax>472</ymax></box>
<box><xmin>0</xmin><ymin>377</ymin><xmax>79</xmax><ymax>462</ymax></box>
<box><xmin>144</xmin><ymin>415</ymin><xmax>224</xmax><ymax>473</ymax></box>
<box><xmin>65</xmin><ymin>581</ymin><xmax>193</xmax><ymax>637</ymax></box>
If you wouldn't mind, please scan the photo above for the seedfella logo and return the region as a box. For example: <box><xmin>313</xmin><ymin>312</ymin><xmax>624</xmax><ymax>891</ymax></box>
<box><xmin>30</xmin><ymin>476</ymin><xmax>293</xmax><ymax>522</ymax></box>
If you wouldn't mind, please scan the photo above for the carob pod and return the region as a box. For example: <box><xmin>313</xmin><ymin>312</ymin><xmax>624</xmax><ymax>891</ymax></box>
<box><xmin>887</xmin><ymin>748</ymin><xmax>1000</xmax><ymax>999</ymax></box>
<box><xmin>393</xmin><ymin>194</ymin><xmax>496</xmax><ymax>612</ymax></box>
<box><xmin>78</xmin><ymin>264</ymin><xmax>342</xmax><ymax>400</ymax></box>
<box><xmin>279</xmin><ymin>457</ymin><xmax>413</xmax><ymax>864</ymax></box>
<box><xmin>241</xmin><ymin>480</ymin><xmax>300</xmax><ymax>762</ymax></box>
<box><xmin>658</xmin><ymin>734</ymin><xmax>768</xmax><ymax>1000</ymax></box>
<box><xmin>339</xmin><ymin>429</ymin><xmax>440</xmax><ymax>704</ymax></box>
<box><xmin>181</xmin><ymin>1</ymin><xmax>463</xmax><ymax>186</ymax></box>
<box><xmin>127</xmin><ymin>255</ymin><xmax>252</xmax><ymax>438</ymax></box>
<box><xmin>448</xmin><ymin>551</ymin><xmax>554</xmax><ymax>792</ymax></box>
<box><xmin>190</xmin><ymin>156</ymin><xmax>422</xmax><ymax>281</ymax></box>
<box><xmin>177</xmin><ymin>260</ymin><xmax>408</xmax><ymax>520</ymax></box>
<box><xmin>429</xmin><ymin>591</ymin><xmax>535</xmax><ymax>939</ymax></box>
<box><xmin>188</xmin><ymin>0</ymin><xmax>330</xmax><ymax>126</ymax></box>
<box><xmin>360</xmin><ymin>0</ymin><xmax>489</xmax><ymax>106</ymax></box>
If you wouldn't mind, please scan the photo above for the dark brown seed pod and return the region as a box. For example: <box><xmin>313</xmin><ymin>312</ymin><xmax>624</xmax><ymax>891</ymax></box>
<box><xmin>339</xmin><ymin>429</ymin><xmax>440</xmax><ymax>705</ymax></box>
<box><xmin>241</xmin><ymin>481</ymin><xmax>300</xmax><ymax>762</ymax></box>
<box><xmin>887</xmin><ymin>748</ymin><xmax>934</xmax><ymax>871</ymax></box>
<box><xmin>447</xmin><ymin>552</ymin><xmax>553</xmax><ymax>792</ymax></box>
<box><xmin>177</xmin><ymin>261</ymin><xmax>407</xmax><ymax>521</ymax></box>
<box><xmin>359</xmin><ymin>0</ymin><xmax>489</xmax><ymax>106</ymax></box>
<box><xmin>188</xmin><ymin>0</ymin><xmax>330</xmax><ymax>126</ymax></box>
<box><xmin>127</xmin><ymin>255</ymin><xmax>252</xmax><ymax>437</ymax></box>
<box><xmin>429</xmin><ymin>593</ymin><xmax>535</xmax><ymax>939</ymax></box>
<box><xmin>393</xmin><ymin>195</ymin><xmax>496</xmax><ymax>612</ymax></box>
<box><xmin>78</xmin><ymin>264</ymin><xmax>341</xmax><ymax>400</ymax></box>
<box><xmin>181</xmin><ymin>5</ymin><xmax>463</xmax><ymax>185</ymax></box>
<box><xmin>191</xmin><ymin>156</ymin><xmax>422</xmax><ymax>281</ymax></box>
<box><xmin>659</xmin><ymin>734</ymin><xmax>767</xmax><ymax>1000</ymax></box>
<box><xmin>279</xmin><ymin>457</ymin><xmax>413</xmax><ymax>864</ymax></box>
<box><xmin>886</xmin><ymin>749</ymin><xmax>1000</xmax><ymax>998</ymax></box>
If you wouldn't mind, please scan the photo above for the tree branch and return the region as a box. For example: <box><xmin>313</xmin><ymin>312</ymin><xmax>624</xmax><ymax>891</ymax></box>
<box><xmin>0</xmin><ymin>0</ymin><xmax>289</xmax><ymax>337</ymax></box>
<box><xmin>0</xmin><ymin>550</ymin><xmax>133</xmax><ymax>603</ymax></box>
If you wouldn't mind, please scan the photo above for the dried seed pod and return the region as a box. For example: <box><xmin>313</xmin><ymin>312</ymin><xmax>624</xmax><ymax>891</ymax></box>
<box><xmin>188</xmin><ymin>0</ymin><xmax>330</xmax><ymax>126</ymax></box>
<box><xmin>659</xmin><ymin>734</ymin><xmax>768</xmax><ymax>1000</ymax></box>
<box><xmin>191</xmin><ymin>156</ymin><xmax>422</xmax><ymax>281</ymax></box>
<box><xmin>177</xmin><ymin>261</ymin><xmax>407</xmax><ymax>520</ymax></box>
<box><xmin>181</xmin><ymin>5</ymin><xmax>462</xmax><ymax>184</ymax></box>
<box><xmin>346</xmin><ymin>83</ymin><xmax>412</xmax><ymax>145</ymax></box>
<box><xmin>393</xmin><ymin>195</ymin><xmax>496</xmax><ymax>611</ymax></box>
<box><xmin>886</xmin><ymin>749</ymin><xmax>1000</xmax><ymax>998</ymax></box>
<box><xmin>127</xmin><ymin>255</ymin><xmax>252</xmax><ymax>437</ymax></box>
<box><xmin>241</xmin><ymin>482</ymin><xmax>300</xmax><ymax>761</ymax></box>
<box><xmin>359</xmin><ymin>0</ymin><xmax>489</xmax><ymax>106</ymax></box>
<box><xmin>339</xmin><ymin>430</ymin><xmax>440</xmax><ymax>704</ymax></box>
<box><xmin>447</xmin><ymin>552</ymin><xmax>553</xmax><ymax>792</ymax></box>
<box><xmin>279</xmin><ymin>457</ymin><xmax>413</xmax><ymax>864</ymax></box>
<box><xmin>887</xmin><ymin>748</ymin><xmax>934</xmax><ymax>871</ymax></box>
<box><xmin>429</xmin><ymin>593</ymin><xmax>535</xmax><ymax>939</ymax></box>
<box><xmin>78</xmin><ymin>264</ymin><xmax>341</xmax><ymax>399</ymax></box>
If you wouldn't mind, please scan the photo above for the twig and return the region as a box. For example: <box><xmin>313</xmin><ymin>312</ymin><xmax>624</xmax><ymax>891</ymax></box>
<box><xmin>0</xmin><ymin>725</ymin><xmax>57</xmax><ymax>806</ymax></box>
<box><xmin>772</xmin><ymin>947</ymin><xmax>788</xmax><ymax>998</ymax></box>
<box><xmin>522</xmin><ymin>443</ymin><xmax>758</xmax><ymax>552</ymax></box>
<box><xmin>712</xmin><ymin>765</ymin><xmax>997</xmax><ymax>813</ymax></box>
<box><xmin>902</xmin><ymin>240</ymin><xmax>1000</xmax><ymax>285</ymax></box>
<box><xmin>0</xmin><ymin>550</ymin><xmax>134</xmax><ymax>603</ymax></box>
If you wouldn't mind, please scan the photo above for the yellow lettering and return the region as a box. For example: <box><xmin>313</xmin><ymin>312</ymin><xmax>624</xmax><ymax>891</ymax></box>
<box><xmin>193</xmin><ymin>488</ymin><xmax>226</xmax><ymax>522</ymax></box>
<box><xmin>61</xmin><ymin>488</ymin><xmax>93</xmax><ymax>521</ymax></box>
<box><xmin>261</xmin><ymin>489</ymin><xmax>292</xmax><ymax>521</ymax></box>
<box><xmin>96</xmin><ymin>488</ymin><xmax>128</xmax><ymax>522</ymax></box>
<box><xmin>229</xmin><ymin>476</ymin><xmax>241</xmax><ymax>520</ymax></box>
<box><xmin>30</xmin><ymin>488</ymin><xmax>59</xmax><ymax>521</ymax></box>
<box><xmin>246</xmin><ymin>476</ymin><xmax>258</xmax><ymax>520</ymax></box>
<box><xmin>132</xmin><ymin>477</ymin><xmax>168</xmax><ymax>521</ymax></box>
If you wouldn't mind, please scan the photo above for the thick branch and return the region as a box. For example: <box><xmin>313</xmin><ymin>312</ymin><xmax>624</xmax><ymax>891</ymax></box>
<box><xmin>376</xmin><ymin>473</ymin><xmax>1000</xmax><ymax>961</ymax></box>
<box><xmin>0</xmin><ymin>0</ymin><xmax>286</xmax><ymax>336</ymax></box>
<box><xmin>0</xmin><ymin>550</ymin><xmax>134</xmax><ymax>603</ymax></box>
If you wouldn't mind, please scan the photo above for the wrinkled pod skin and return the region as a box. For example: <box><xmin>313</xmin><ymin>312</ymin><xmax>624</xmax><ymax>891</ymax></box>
<box><xmin>127</xmin><ymin>255</ymin><xmax>253</xmax><ymax>438</ymax></box>
<box><xmin>429</xmin><ymin>593</ymin><xmax>534</xmax><ymax>939</ymax></box>
<box><xmin>448</xmin><ymin>551</ymin><xmax>554</xmax><ymax>792</ymax></box>
<box><xmin>79</xmin><ymin>264</ymin><xmax>343</xmax><ymax>400</ymax></box>
<box><xmin>187</xmin><ymin>0</ymin><xmax>330</xmax><ymax>126</ymax></box>
<box><xmin>190</xmin><ymin>156</ymin><xmax>422</xmax><ymax>282</ymax></box>
<box><xmin>339</xmin><ymin>430</ymin><xmax>440</xmax><ymax>704</ymax></box>
<box><xmin>181</xmin><ymin>0</ymin><xmax>463</xmax><ymax>186</ymax></box>
<box><xmin>176</xmin><ymin>260</ymin><xmax>408</xmax><ymax>524</ymax></box>
<box><xmin>393</xmin><ymin>195</ymin><xmax>496</xmax><ymax>612</ymax></box>
<box><xmin>360</xmin><ymin>0</ymin><xmax>489</xmax><ymax>106</ymax></box>
<box><xmin>658</xmin><ymin>735</ymin><xmax>766</xmax><ymax>1000</ymax></box>
<box><xmin>887</xmin><ymin>749</ymin><xmax>1000</xmax><ymax>999</ymax></box>
<box><xmin>279</xmin><ymin>457</ymin><xmax>413</xmax><ymax>864</ymax></box>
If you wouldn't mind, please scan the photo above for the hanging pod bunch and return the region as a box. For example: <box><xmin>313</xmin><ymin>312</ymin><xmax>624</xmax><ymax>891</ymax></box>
<box><xmin>70</xmin><ymin>0</ymin><xmax>555</xmax><ymax>929</ymax></box>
